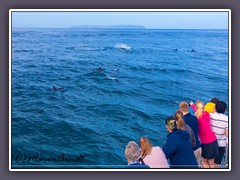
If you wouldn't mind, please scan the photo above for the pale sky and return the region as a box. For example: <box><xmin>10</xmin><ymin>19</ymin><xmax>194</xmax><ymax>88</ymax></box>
<box><xmin>11</xmin><ymin>11</ymin><xmax>229</xmax><ymax>29</ymax></box>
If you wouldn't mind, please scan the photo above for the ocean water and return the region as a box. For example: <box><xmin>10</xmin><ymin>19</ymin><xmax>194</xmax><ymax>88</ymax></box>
<box><xmin>11</xmin><ymin>28</ymin><xmax>229</xmax><ymax>168</ymax></box>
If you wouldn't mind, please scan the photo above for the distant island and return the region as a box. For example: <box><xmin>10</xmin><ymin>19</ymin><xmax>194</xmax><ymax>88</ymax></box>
<box><xmin>71</xmin><ymin>25</ymin><xmax>145</xmax><ymax>29</ymax></box>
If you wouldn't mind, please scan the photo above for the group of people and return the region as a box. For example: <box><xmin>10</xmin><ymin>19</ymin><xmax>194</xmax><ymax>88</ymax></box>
<box><xmin>125</xmin><ymin>98</ymin><xmax>228</xmax><ymax>169</ymax></box>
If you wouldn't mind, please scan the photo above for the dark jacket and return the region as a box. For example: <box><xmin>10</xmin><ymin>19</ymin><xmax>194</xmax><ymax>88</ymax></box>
<box><xmin>184</xmin><ymin>113</ymin><xmax>201</xmax><ymax>151</ymax></box>
<box><xmin>162</xmin><ymin>129</ymin><xmax>198</xmax><ymax>168</ymax></box>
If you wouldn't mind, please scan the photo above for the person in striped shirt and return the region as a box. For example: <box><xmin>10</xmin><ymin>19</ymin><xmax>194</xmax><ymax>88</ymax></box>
<box><xmin>210</xmin><ymin>101</ymin><xmax>228</xmax><ymax>168</ymax></box>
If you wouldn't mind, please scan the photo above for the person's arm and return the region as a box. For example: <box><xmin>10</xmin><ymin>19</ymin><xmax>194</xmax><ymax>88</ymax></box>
<box><xmin>189</xmin><ymin>101</ymin><xmax>197</xmax><ymax>112</ymax></box>
<box><xmin>226</xmin><ymin>127</ymin><xmax>228</xmax><ymax>137</ymax></box>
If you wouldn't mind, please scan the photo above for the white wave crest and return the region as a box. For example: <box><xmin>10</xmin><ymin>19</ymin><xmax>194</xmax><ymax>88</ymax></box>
<box><xmin>105</xmin><ymin>75</ymin><xmax>118</xmax><ymax>81</ymax></box>
<box><xmin>115</xmin><ymin>43</ymin><xmax>131</xmax><ymax>50</ymax></box>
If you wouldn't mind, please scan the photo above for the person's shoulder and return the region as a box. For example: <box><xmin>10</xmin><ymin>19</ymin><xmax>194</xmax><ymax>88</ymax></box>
<box><xmin>152</xmin><ymin>146</ymin><xmax>163</xmax><ymax>153</ymax></box>
<box><xmin>166</xmin><ymin>131</ymin><xmax>178</xmax><ymax>140</ymax></box>
<box><xmin>185</xmin><ymin>113</ymin><xmax>198</xmax><ymax>120</ymax></box>
<box><xmin>141</xmin><ymin>164</ymin><xmax>150</xmax><ymax>168</ymax></box>
<box><xmin>203</xmin><ymin>111</ymin><xmax>210</xmax><ymax>118</ymax></box>
<box><xmin>154</xmin><ymin>146</ymin><xmax>166</xmax><ymax>156</ymax></box>
<box><xmin>127</xmin><ymin>163</ymin><xmax>150</xmax><ymax>169</ymax></box>
<box><xmin>171</xmin><ymin>129</ymin><xmax>187</xmax><ymax>137</ymax></box>
<box><xmin>220</xmin><ymin>113</ymin><xmax>228</xmax><ymax>120</ymax></box>
<box><xmin>211</xmin><ymin>112</ymin><xmax>228</xmax><ymax>121</ymax></box>
<box><xmin>210</xmin><ymin>112</ymin><xmax>216</xmax><ymax>117</ymax></box>
<box><xmin>153</xmin><ymin>146</ymin><xmax>161</xmax><ymax>150</ymax></box>
<box><xmin>190</xmin><ymin>114</ymin><xmax>198</xmax><ymax>120</ymax></box>
<box><xmin>219</xmin><ymin>114</ymin><xmax>228</xmax><ymax>123</ymax></box>
<box><xmin>173</xmin><ymin>129</ymin><xmax>190</xmax><ymax>142</ymax></box>
<box><xmin>210</xmin><ymin>112</ymin><xmax>217</xmax><ymax>117</ymax></box>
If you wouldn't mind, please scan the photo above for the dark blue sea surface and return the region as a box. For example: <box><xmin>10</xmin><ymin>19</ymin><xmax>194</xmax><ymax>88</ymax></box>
<box><xmin>11</xmin><ymin>28</ymin><xmax>229</xmax><ymax>168</ymax></box>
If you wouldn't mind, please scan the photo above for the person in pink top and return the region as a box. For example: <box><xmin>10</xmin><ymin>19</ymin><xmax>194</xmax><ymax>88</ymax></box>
<box><xmin>139</xmin><ymin>137</ymin><xmax>169</xmax><ymax>168</ymax></box>
<box><xmin>190</xmin><ymin>100</ymin><xmax>219</xmax><ymax>168</ymax></box>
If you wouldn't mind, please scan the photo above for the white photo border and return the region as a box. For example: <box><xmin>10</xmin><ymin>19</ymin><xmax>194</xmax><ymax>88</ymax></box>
<box><xmin>9</xmin><ymin>9</ymin><xmax>231</xmax><ymax>171</ymax></box>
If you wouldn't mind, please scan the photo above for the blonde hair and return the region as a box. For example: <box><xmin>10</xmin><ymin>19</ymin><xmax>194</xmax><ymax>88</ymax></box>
<box><xmin>139</xmin><ymin>137</ymin><xmax>152</xmax><ymax>156</ymax></box>
<box><xmin>195</xmin><ymin>101</ymin><xmax>204</xmax><ymax>119</ymax></box>
<box><xmin>179</xmin><ymin>102</ymin><xmax>189</xmax><ymax>113</ymax></box>
<box><xmin>174</xmin><ymin>110</ymin><xmax>186</xmax><ymax>130</ymax></box>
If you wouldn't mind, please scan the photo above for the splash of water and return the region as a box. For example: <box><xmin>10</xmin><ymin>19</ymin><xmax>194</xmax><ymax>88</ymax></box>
<box><xmin>115</xmin><ymin>43</ymin><xmax>131</xmax><ymax>50</ymax></box>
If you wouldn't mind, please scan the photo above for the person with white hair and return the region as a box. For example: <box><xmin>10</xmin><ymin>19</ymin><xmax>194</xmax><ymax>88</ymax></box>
<box><xmin>125</xmin><ymin>141</ymin><xmax>150</xmax><ymax>168</ymax></box>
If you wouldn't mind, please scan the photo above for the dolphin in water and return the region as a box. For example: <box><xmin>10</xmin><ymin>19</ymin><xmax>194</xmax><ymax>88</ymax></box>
<box><xmin>96</xmin><ymin>67</ymin><xmax>105</xmax><ymax>72</ymax></box>
<box><xmin>51</xmin><ymin>86</ymin><xmax>64</xmax><ymax>91</ymax></box>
